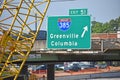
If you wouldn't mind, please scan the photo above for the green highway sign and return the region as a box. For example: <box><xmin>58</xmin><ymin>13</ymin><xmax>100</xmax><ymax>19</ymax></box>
<box><xmin>47</xmin><ymin>16</ymin><xmax>91</xmax><ymax>49</ymax></box>
<box><xmin>69</xmin><ymin>9</ymin><xmax>88</xmax><ymax>15</ymax></box>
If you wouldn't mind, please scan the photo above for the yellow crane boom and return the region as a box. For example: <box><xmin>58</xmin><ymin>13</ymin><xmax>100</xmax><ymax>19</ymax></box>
<box><xmin>0</xmin><ymin>0</ymin><xmax>50</xmax><ymax>80</ymax></box>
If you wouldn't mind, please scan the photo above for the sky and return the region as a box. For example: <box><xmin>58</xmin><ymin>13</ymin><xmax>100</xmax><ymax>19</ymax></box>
<box><xmin>41</xmin><ymin>0</ymin><xmax>120</xmax><ymax>30</ymax></box>
<box><xmin>0</xmin><ymin>0</ymin><xmax>120</xmax><ymax>30</ymax></box>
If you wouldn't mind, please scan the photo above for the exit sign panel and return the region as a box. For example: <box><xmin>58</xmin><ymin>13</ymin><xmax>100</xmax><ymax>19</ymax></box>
<box><xmin>47</xmin><ymin>16</ymin><xmax>91</xmax><ymax>49</ymax></box>
<box><xmin>69</xmin><ymin>9</ymin><xmax>88</xmax><ymax>15</ymax></box>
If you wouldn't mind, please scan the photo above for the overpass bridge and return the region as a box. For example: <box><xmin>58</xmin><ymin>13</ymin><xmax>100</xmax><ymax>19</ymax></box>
<box><xmin>25</xmin><ymin>31</ymin><xmax>120</xmax><ymax>63</ymax></box>
<box><xmin>2</xmin><ymin>31</ymin><xmax>120</xmax><ymax>80</ymax></box>
<box><xmin>1</xmin><ymin>31</ymin><xmax>120</xmax><ymax>62</ymax></box>
<box><xmin>26</xmin><ymin>31</ymin><xmax>120</xmax><ymax>80</ymax></box>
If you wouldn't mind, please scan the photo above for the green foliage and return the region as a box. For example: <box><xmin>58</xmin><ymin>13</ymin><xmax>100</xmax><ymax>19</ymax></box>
<box><xmin>92</xmin><ymin>16</ymin><xmax>120</xmax><ymax>33</ymax></box>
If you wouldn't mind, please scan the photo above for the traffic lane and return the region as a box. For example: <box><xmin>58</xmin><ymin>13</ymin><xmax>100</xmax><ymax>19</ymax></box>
<box><xmin>55</xmin><ymin>72</ymin><xmax>120</xmax><ymax>80</ymax></box>
<box><xmin>88</xmin><ymin>78</ymin><xmax>120</xmax><ymax>80</ymax></box>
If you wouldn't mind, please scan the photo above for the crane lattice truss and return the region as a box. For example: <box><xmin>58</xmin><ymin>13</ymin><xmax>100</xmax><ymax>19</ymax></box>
<box><xmin>0</xmin><ymin>0</ymin><xmax>50</xmax><ymax>79</ymax></box>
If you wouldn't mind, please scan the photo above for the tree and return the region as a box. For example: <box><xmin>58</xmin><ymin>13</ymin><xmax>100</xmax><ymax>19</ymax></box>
<box><xmin>92</xmin><ymin>16</ymin><xmax>120</xmax><ymax>33</ymax></box>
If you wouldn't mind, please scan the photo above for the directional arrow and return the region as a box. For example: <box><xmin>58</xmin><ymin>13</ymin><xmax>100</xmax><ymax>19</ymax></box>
<box><xmin>81</xmin><ymin>26</ymin><xmax>88</xmax><ymax>38</ymax></box>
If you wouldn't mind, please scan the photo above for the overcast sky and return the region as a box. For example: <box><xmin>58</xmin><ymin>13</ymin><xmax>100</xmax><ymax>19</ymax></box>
<box><xmin>41</xmin><ymin>0</ymin><xmax>120</xmax><ymax>30</ymax></box>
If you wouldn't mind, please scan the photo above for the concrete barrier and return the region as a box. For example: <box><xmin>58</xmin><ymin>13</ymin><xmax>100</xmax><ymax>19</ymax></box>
<box><xmin>55</xmin><ymin>72</ymin><xmax>120</xmax><ymax>80</ymax></box>
<box><xmin>91</xmin><ymin>72</ymin><xmax>120</xmax><ymax>78</ymax></box>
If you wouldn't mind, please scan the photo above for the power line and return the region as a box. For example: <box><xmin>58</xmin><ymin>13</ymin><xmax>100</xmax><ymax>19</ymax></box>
<box><xmin>1</xmin><ymin>0</ymin><xmax>76</xmax><ymax>4</ymax></box>
<box><xmin>52</xmin><ymin>0</ymin><xmax>76</xmax><ymax>2</ymax></box>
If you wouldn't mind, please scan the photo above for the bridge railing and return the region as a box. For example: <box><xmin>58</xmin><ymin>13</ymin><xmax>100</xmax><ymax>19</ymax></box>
<box><xmin>1</xmin><ymin>33</ymin><xmax>120</xmax><ymax>53</ymax></box>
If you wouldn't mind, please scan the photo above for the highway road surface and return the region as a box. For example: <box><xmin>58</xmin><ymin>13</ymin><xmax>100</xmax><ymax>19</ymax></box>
<box><xmin>88</xmin><ymin>78</ymin><xmax>120</xmax><ymax>80</ymax></box>
<box><xmin>55</xmin><ymin>71</ymin><xmax>120</xmax><ymax>80</ymax></box>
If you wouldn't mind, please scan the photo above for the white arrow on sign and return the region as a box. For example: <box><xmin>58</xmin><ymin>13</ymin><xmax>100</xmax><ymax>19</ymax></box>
<box><xmin>81</xmin><ymin>26</ymin><xmax>88</xmax><ymax>38</ymax></box>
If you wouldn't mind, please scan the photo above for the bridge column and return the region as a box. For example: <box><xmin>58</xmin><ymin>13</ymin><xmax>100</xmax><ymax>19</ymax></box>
<box><xmin>47</xmin><ymin>64</ymin><xmax>55</xmax><ymax>80</ymax></box>
<box><xmin>101</xmin><ymin>39</ymin><xmax>104</xmax><ymax>52</ymax></box>
<box><xmin>20</xmin><ymin>65</ymin><xmax>29</xmax><ymax>80</ymax></box>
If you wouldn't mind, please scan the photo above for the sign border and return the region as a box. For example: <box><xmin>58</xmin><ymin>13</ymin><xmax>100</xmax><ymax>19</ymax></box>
<box><xmin>47</xmin><ymin>15</ymin><xmax>91</xmax><ymax>49</ymax></box>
